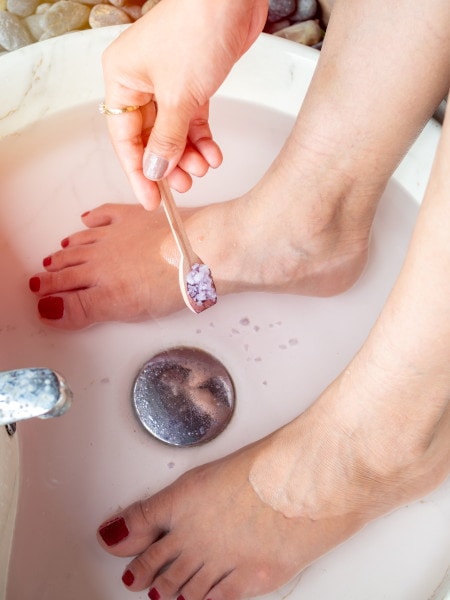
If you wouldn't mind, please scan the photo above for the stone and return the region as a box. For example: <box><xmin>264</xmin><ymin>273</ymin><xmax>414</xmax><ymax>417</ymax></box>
<box><xmin>89</xmin><ymin>3</ymin><xmax>131</xmax><ymax>27</ymax></box>
<box><xmin>78</xmin><ymin>0</ymin><xmax>103</xmax><ymax>6</ymax></box>
<box><xmin>121</xmin><ymin>4</ymin><xmax>141</xmax><ymax>20</ymax></box>
<box><xmin>141</xmin><ymin>0</ymin><xmax>159</xmax><ymax>16</ymax></box>
<box><xmin>24</xmin><ymin>11</ymin><xmax>45</xmax><ymax>39</ymax></box>
<box><xmin>42</xmin><ymin>0</ymin><xmax>90</xmax><ymax>36</ymax></box>
<box><xmin>265</xmin><ymin>18</ymin><xmax>290</xmax><ymax>34</ymax></box>
<box><xmin>0</xmin><ymin>0</ymin><xmax>8</xmax><ymax>10</ymax></box>
<box><xmin>274</xmin><ymin>19</ymin><xmax>323</xmax><ymax>46</ymax></box>
<box><xmin>317</xmin><ymin>0</ymin><xmax>334</xmax><ymax>25</ymax></box>
<box><xmin>36</xmin><ymin>3</ymin><xmax>51</xmax><ymax>14</ymax></box>
<box><xmin>6</xmin><ymin>0</ymin><xmax>40</xmax><ymax>17</ymax></box>
<box><xmin>0</xmin><ymin>11</ymin><xmax>33</xmax><ymax>50</ymax></box>
<box><xmin>267</xmin><ymin>0</ymin><xmax>296</xmax><ymax>23</ymax></box>
<box><xmin>290</xmin><ymin>0</ymin><xmax>317</xmax><ymax>22</ymax></box>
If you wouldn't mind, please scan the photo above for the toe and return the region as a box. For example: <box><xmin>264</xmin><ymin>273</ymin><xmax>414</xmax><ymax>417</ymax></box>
<box><xmin>55</xmin><ymin>228</ymin><xmax>101</xmax><ymax>252</ymax></box>
<box><xmin>38</xmin><ymin>247</ymin><xmax>90</xmax><ymax>275</ymax></box>
<box><xmin>98</xmin><ymin>494</ymin><xmax>174</xmax><ymax>557</ymax></box>
<box><xmin>37</xmin><ymin>288</ymin><xmax>113</xmax><ymax>329</ymax></box>
<box><xmin>179</xmin><ymin>562</ymin><xmax>232</xmax><ymax>600</ymax></box>
<box><xmin>123</xmin><ymin>534</ymin><xmax>199</xmax><ymax>593</ymax></box>
<box><xmin>80</xmin><ymin>204</ymin><xmax>114</xmax><ymax>227</ymax></box>
<box><xmin>33</xmin><ymin>263</ymin><xmax>92</xmax><ymax>297</ymax></box>
<box><xmin>82</xmin><ymin>202</ymin><xmax>144</xmax><ymax>227</ymax></box>
<box><xmin>150</xmin><ymin>548</ymin><xmax>204</xmax><ymax>598</ymax></box>
<box><xmin>206</xmin><ymin>571</ymin><xmax>245</xmax><ymax>600</ymax></box>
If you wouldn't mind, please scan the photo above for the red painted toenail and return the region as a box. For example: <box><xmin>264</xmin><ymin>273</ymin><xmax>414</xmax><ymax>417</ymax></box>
<box><xmin>148</xmin><ymin>588</ymin><xmax>160</xmax><ymax>600</ymax></box>
<box><xmin>61</xmin><ymin>237</ymin><xmax>69</xmax><ymax>248</ymax></box>
<box><xmin>177</xmin><ymin>595</ymin><xmax>186</xmax><ymax>600</ymax></box>
<box><xmin>38</xmin><ymin>296</ymin><xmax>64</xmax><ymax>319</ymax></box>
<box><xmin>43</xmin><ymin>256</ymin><xmax>52</xmax><ymax>267</ymax></box>
<box><xmin>29</xmin><ymin>276</ymin><xmax>40</xmax><ymax>292</ymax></box>
<box><xmin>81</xmin><ymin>210</ymin><xmax>90</xmax><ymax>217</ymax></box>
<box><xmin>98</xmin><ymin>517</ymin><xmax>129</xmax><ymax>546</ymax></box>
<box><xmin>122</xmin><ymin>569</ymin><xmax>135</xmax><ymax>587</ymax></box>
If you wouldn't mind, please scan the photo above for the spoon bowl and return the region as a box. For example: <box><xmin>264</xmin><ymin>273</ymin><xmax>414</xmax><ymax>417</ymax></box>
<box><xmin>158</xmin><ymin>178</ymin><xmax>218</xmax><ymax>313</ymax></box>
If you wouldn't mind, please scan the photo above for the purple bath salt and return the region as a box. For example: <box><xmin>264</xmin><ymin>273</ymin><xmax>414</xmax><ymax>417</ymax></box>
<box><xmin>186</xmin><ymin>263</ymin><xmax>217</xmax><ymax>310</ymax></box>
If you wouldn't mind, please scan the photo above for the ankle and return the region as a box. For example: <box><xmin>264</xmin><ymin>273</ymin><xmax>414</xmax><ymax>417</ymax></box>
<box><xmin>328</xmin><ymin>359</ymin><xmax>450</xmax><ymax>504</ymax></box>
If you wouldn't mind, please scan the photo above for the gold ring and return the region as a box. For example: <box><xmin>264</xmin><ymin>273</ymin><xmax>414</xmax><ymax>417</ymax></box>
<box><xmin>98</xmin><ymin>102</ymin><xmax>141</xmax><ymax>116</ymax></box>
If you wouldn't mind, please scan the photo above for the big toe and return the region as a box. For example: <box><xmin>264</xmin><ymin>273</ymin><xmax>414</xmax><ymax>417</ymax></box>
<box><xmin>98</xmin><ymin>493</ymin><xmax>173</xmax><ymax>557</ymax></box>
<box><xmin>37</xmin><ymin>285</ymin><xmax>143</xmax><ymax>330</ymax></box>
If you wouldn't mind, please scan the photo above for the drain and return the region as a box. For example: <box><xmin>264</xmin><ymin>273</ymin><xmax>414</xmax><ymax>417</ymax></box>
<box><xmin>132</xmin><ymin>347</ymin><xmax>235</xmax><ymax>447</ymax></box>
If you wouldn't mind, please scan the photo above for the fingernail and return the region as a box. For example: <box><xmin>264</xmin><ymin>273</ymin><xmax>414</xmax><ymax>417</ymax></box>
<box><xmin>98</xmin><ymin>516</ymin><xmax>129</xmax><ymax>546</ymax></box>
<box><xmin>122</xmin><ymin>569</ymin><xmax>135</xmax><ymax>587</ymax></box>
<box><xmin>38</xmin><ymin>296</ymin><xmax>64</xmax><ymax>320</ymax></box>
<box><xmin>81</xmin><ymin>210</ymin><xmax>90</xmax><ymax>218</ymax></box>
<box><xmin>29</xmin><ymin>276</ymin><xmax>40</xmax><ymax>292</ymax></box>
<box><xmin>148</xmin><ymin>588</ymin><xmax>161</xmax><ymax>600</ymax></box>
<box><xmin>143</xmin><ymin>152</ymin><xmax>168</xmax><ymax>180</ymax></box>
<box><xmin>61</xmin><ymin>237</ymin><xmax>69</xmax><ymax>248</ymax></box>
<box><xmin>43</xmin><ymin>256</ymin><xmax>52</xmax><ymax>267</ymax></box>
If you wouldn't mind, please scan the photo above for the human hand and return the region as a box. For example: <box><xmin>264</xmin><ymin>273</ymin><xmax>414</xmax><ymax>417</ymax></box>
<box><xmin>101</xmin><ymin>0</ymin><xmax>268</xmax><ymax>209</ymax></box>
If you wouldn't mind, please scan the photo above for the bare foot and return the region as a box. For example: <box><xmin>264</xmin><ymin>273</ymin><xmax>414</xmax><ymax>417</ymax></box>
<box><xmin>28</xmin><ymin>203</ymin><xmax>187</xmax><ymax>329</ymax></box>
<box><xmin>96</xmin><ymin>354</ymin><xmax>450</xmax><ymax>600</ymax></box>
<box><xmin>29</xmin><ymin>157</ymin><xmax>375</xmax><ymax>330</ymax></box>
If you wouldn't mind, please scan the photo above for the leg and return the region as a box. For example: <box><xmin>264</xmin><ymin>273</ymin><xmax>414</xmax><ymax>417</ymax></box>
<box><xmin>97</xmin><ymin>104</ymin><xmax>450</xmax><ymax>600</ymax></box>
<box><xmin>29</xmin><ymin>0</ymin><xmax>450</xmax><ymax>329</ymax></box>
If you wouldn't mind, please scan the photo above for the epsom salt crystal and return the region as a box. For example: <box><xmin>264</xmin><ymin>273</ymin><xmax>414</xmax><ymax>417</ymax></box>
<box><xmin>186</xmin><ymin>263</ymin><xmax>217</xmax><ymax>309</ymax></box>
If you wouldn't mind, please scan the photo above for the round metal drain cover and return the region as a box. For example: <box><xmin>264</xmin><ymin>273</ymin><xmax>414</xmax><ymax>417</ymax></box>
<box><xmin>132</xmin><ymin>347</ymin><xmax>235</xmax><ymax>447</ymax></box>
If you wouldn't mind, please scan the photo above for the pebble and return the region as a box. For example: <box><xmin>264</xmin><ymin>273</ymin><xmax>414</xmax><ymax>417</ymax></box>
<box><xmin>89</xmin><ymin>4</ymin><xmax>131</xmax><ymax>28</ymax></box>
<box><xmin>121</xmin><ymin>4</ymin><xmax>142</xmax><ymax>20</ymax></box>
<box><xmin>35</xmin><ymin>3</ymin><xmax>50</xmax><ymax>13</ymax></box>
<box><xmin>274</xmin><ymin>19</ymin><xmax>323</xmax><ymax>45</ymax></box>
<box><xmin>0</xmin><ymin>10</ymin><xmax>33</xmax><ymax>50</ymax></box>
<box><xmin>107</xmin><ymin>0</ymin><xmax>126</xmax><ymax>8</ymax></box>
<box><xmin>24</xmin><ymin>11</ymin><xmax>44</xmax><ymax>39</ymax></box>
<box><xmin>290</xmin><ymin>0</ymin><xmax>317</xmax><ymax>22</ymax></box>
<box><xmin>265</xmin><ymin>18</ymin><xmax>290</xmax><ymax>35</ymax></box>
<box><xmin>6</xmin><ymin>0</ymin><xmax>39</xmax><ymax>18</ymax></box>
<box><xmin>80</xmin><ymin>0</ymin><xmax>105</xmax><ymax>6</ymax></box>
<box><xmin>141</xmin><ymin>0</ymin><xmax>159</xmax><ymax>16</ymax></box>
<box><xmin>42</xmin><ymin>1</ymin><xmax>90</xmax><ymax>37</ymax></box>
<box><xmin>267</xmin><ymin>0</ymin><xmax>296</xmax><ymax>23</ymax></box>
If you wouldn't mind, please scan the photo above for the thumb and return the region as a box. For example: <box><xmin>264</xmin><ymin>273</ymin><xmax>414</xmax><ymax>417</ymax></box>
<box><xmin>142</xmin><ymin>101</ymin><xmax>191</xmax><ymax>181</ymax></box>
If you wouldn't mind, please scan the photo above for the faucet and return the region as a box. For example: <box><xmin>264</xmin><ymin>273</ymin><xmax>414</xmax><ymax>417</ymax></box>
<box><xmin>0</xmin><ymin>368</ymin><xmax>73</xmax><ymax>426</ymax></box>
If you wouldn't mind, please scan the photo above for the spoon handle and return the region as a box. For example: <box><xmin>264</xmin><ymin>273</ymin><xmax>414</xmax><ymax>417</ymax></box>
<box><xmin>157</xmin><ymin>178</ymin><xmax>198</xmax><ymax>266</ymax></box>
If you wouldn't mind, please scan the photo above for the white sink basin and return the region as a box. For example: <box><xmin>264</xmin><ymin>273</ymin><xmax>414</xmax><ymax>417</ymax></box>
<box><xmin>0</xmin><ymin>27</ymin><xmax>449</xmax><ymax>600</ymax></box>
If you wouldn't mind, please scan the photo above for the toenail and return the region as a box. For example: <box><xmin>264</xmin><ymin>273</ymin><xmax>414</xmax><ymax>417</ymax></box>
<box><xmin>81</xmin><ymin>210</ymin><xmax>90</xmax><ymax>217</ymax></box>
<box><xmin>43</xmin><ymin>256</ymin><xmax>52</xmax><ymax>267</ymax></box>
<box><xmin>148</xmin><ymin>587</ymin><xmax>161</xmax><ymax>600</ymax></box>
<box><xmin>38</xmin><ymin>296</ymin><xmax>64</xmax><ymax>320</ymax></box>
<box><xmin>122</xmin><ymin>569</ymin><xmax>135</xmax><ymax>587</ymax></box>
<box><xmin>98</xmin><ymin>516</ymin><xmax>129</xmax><ymax>546</ymax></box>
<box><xmin>61</xmin><ymin>237</ymin><xmax>69</xmax><ymax>248</ymax></box>
<box><xmin>177</xmin><ymin>595</ymin><xmax>186</xmax><ymax>600</ymax></box>
<box><xmin>29</xmin><ymin>276</ymin><xmax>40</xmax><ymax>292</ymax></box>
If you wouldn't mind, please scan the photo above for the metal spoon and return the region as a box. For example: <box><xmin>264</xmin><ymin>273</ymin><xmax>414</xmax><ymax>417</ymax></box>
<box><xmin>157</xmin><ymin>178</ymin><xmax>217</xmax><ymax>313</ymax></box>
